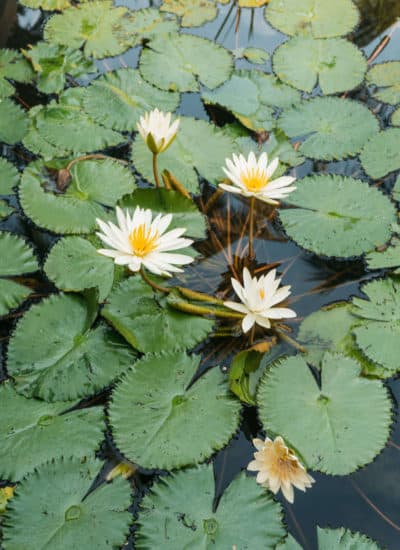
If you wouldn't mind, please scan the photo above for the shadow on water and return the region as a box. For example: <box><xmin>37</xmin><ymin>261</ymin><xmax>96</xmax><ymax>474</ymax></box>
<box><xmin>2</xmin><ymin>1</ymin><xmax>400</xmax><ymax>548</ymax></box>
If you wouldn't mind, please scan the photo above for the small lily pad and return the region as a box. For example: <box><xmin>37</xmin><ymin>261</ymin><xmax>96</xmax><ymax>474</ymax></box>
<box><xmin>0</xmin><ymin>158</ymin><xmax>19</xmax><ymax>195</ymax></box>
<box><xmin>317</xmin><ymin>527</ymin><xmax>382</xmax><ymax>549</ymax></box>
<box><xmin>19</xmin><ymin>158</ymin><xmax>135</xmax><ymax>234</ymax></box>
<box><xmin>265</xmin><ymin>0</ymin><xmax>359</xmax><ymax>38</ymax></box>
<box><xmin>83</xmin><ymin>68</ymin><xmax>180</xmax><ymax>132</ymax></box>
<box><xmin>257</xmin><ymin>353</ymin><xmax>392</xmax><ymax>474</ymax></box>
<box><xmin>0</xmin><ymin>280</ymin><xmax>31</xmax><ymax>317</ymax></box>
<box><xmin>0</xmin><ymin>232</ymin><xmax>38</xmax><ymax>276</ymax></box>
<box><xmin>136</xmin><ymin>465</ymin><xmax>285</xmax><ymax>548</ymax></box>
<box><xmin>278</xmin><ymin>97</ymin><xmax>379</xmax><ymax>160</ymax></box>
<box><xmin>273</xmin><ymin>36</ymin><xmax>366</xmax><ymax>94</ymax></box>
<box><xmin>44</xmin><ymin>236</ymin><xmax>115</xmax><ymax>300</ymax></box>
<box><xmin>0</xmin><ymin>200</ymin><xmax>13</xmax><ymax>220</ymax></box>
<box><xmin>139</xmin><ymin>33</ymin><xmax>233</xmax><ymax>92</ymax></box>
<box><xmin>0</xmin><ymin>98</ymin><xmax>29</xmax><ymax>145</ymax></box>
<box><xmin>19</xmin><ymin>0</ymin><xmax>72</xmax><ymax>9</ymax></box>
<box><xmin>7</xmin><ymin>292</ymin><xmax>136</xmax><ymax>402</ymax></box>
<box><xmin>2</xmin><ymin>458</ymin><xmax>132</xmax><ymax>550</ymax></box>
<box><xmin>0</xmin><ymin>383</ymin><xmax>104</xmax><ymax>481</ymax></box>
<box><xmin>160</xmin><ymin>0</ymin><xmax>217</xmax><ymax>27</ymax></box>
<box><xmin>360</xmin><ymin>128</ymin><xmax>400</xmax><ymax>179</ymax></box>
<box><xmin>110</xmin><ymin>352</ymin><xmax>241</xmax><ymax>470</ymax></box>
<box><xmin>367</xmin><ymin>62</ymin><xmax>400</xmax><ymax>105</ymax></box>
<box><xmin>279</xmin><ymin>175</ymin><xmax>396</xmax><ymax>258</ymax></box>
<box><xmin>366</xmin><ymin>238</ymin><xmax>400</xmax><ymax>273</ymax></box>
<box><xmin>131</xmin><ymin>116</ymin><xmax>235</xmax><ymax>192</ymax></box>
<box><xmin>0</xmin><ymin>49</ymin><xmax>33</xmax><ymax>98</ymax></box>
<box><xmin>102</xmin><ymin>277</ymin><xmax>214</xmax><ymax>353</ymax></box>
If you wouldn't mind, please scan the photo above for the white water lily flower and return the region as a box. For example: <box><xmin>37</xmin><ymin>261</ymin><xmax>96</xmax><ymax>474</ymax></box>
<box><xmin>224</xmin><ymin>267</ymin><xmax>296</xmax><ymax>333</ymax></box>
<box><xmin>220</xmin><ymin>151</ymin><xmax>296</xmax><ymax>205</ymax></box>
<box><xmin>248</xmin><ymin>436</ymin><xmax>315</xmax><ymax>503</ymax></box>
<box><xmin>136</xmin><ymin>108</ymin><xmax>180</xmax><ymax>154</ymax></box>
<box><xmin>96</xmin><ymin>206</ymin><xmax>194</xmax><ymax>277</ymax></box>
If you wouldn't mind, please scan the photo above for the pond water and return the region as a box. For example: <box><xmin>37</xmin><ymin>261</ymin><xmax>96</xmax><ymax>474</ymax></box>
<box><xmin>2</xmin><ymin>1</ymin><xmax>400</xmax><ymax>549</ymax></box>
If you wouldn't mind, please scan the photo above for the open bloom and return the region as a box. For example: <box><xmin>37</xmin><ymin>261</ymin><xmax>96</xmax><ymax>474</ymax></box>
<box><xmin>220</xmin><ymin>151</ymin><xmax>296</xmax><ymax>205</ymax></box>
<box><xmin>248</xmin><ymin>436</ymin><xmax>315</xmax><ymax>503</ymax></box>
<box><xmin>137</xmin><ymin>109</ymin><xmax>180</xmax><ymax>154</ymax></box>
<box><xmin>96</xmin><ymin>206</ymin><xmax>193</xmax><ymax>277</ymax></box>
<box><xmin>224</xmin><ymin>267</ymin><xmax>296</xmax><ymax>333</ymax></box>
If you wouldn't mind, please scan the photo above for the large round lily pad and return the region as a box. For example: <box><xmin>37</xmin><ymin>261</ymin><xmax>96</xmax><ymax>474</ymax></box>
<box><xmin>7</xmin><ymin>293</ymin><xmax>135</xmax><ymax>402</ymax></box>
<box><xmin>136</xmin><ymin>465</ymin><xmax>285</xmax><ymax>549</ymax></box>
<box><xmin>279</xmin><ymin>175</ymin><xmax>396</xmax><ymax>258</ymax></box>
<box><xmin>2</xmin><ymin>458</ymin><xmax>132</xmax><ymax>550</ymax></box>
<box><xmin>360</xmin><ymin>128</ymin><xmax>400</xmax><ymax>179</ymax></box>
<box><xmin>257</xmin><ymin>353</ymin><xmax>392</xmax><ymax>474</ymax></box>
<box><xmin>367</xmin><ymin>61</ymin><xmax>400</xmax><ymax>105</ymax></box>
<box><xmin>0</xmin><ymin>98</ymin><xmax>29</xmax><ymax>145</ymax></box>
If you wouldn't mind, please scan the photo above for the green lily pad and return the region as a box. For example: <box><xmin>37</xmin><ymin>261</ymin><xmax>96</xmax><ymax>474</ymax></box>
<box><xmin>7</xmin><ymin>292</ymin><xmax>135</xmax><ymax>402</ymax></box>
<box><xmin>19</xmin><ymin>158</ymin><xmax>135</xmax><ymax>234</ymax></box>
<box><xmin>367</xmin><ymin>62</ymin><xmax>400</xmax><ymax>105</ymax></box>
<box><xmin>117</xmin><ymin>8</ymin><xmax>179</xmax><ymax>48</ymax></box>
<box><xmin>0</xmin><ymin>280</ymin><xmax>31</xmax><ymax>317</ymax></box>
<box><xmin>44</xmin><ymin>1</ymin><xmax>135</xmax><ymax>58</ymax></box>
<box><xmin>0</xmin><ymin>199</ymin><xmax>13</xmax><ymax>220</ymax></box>
<box><xmin>366</xmin><ymin>238</ymin><xmax>400</xmax><ymax>273</ymax></box>
<box><xmin>257</xmin><ymin>353</ymin><xmax>392</xmax><ymax>474</ymax></box>
<box><xmin>139</xmin><ymin>33</ymin><xmax>233</xmax><ymax>92</ymax></box>
<box><xmin>265</xmin><ymin>0</ymin><xmax>359</xmax><ymax>38</ymax></box>
<box><xmin>391</xmin><ymin>107</ymin><xmax>400</xmax><ymax>126</ymax></box>
<box><xmin>23</xmin><ymin>42</ymin><xmax>97</xmax><ymax>95</ymax></box>
<box><xmin>278</xmin><ymin>97</ymin><xmax>379</xmax><ymax>160</ymax></box>
<box><xmin>0</xmin><ymin>49</ymin><xmax>33</xmax><ymax>98</ymax></box>
<box><xmin>0</xmin><ymin>158</ymin><xmax>19</xmax><ymax>195</ymax></box>
<box><xmin>351</xmin><ymin>278</ymin><xmax>400</xmax><ymax>374</ymax></box>
<box><xmin>277</xmin><ymin>534</ymin><xmax>302</xmax><ymax>550</ymax></box>
<box><xmin>0</xmin><ymin>98</ymin><xmax>29</xmax><ymax>145</ymax></box>
<box><xmin>45</xmin><ymin>237</ymin><xmax>115</xmax><ymax>301</ymax></box>
<box><xmin>160</xmin><ymin>0</ymin><xmax>217</xmax><ymax>27</ymax></box>
<box><xmin>279</xmin><ymin>175</ymin><xmax>396</xmax><ymax>258</ymax></box>
<box><xmin>393</xmin><ymin>175</ymin><xmax>400</xmax><ymax>202</ymax></box>
<box><xmin>110</xmin><ymin>353</ymin><xmax>241</xmax><ymax>470</ymax></box>
<box><xmin>202</xmin><ymin>69</ymin><xmax>300</xmax><ymax>132</ymax></box>
<box><xmin>317</xmin><ymin>527</ymin><xmax>382</xmax><ymax>549</ymax></box>
<box><xmin>120</xmin><ymin>188</ymin><xmax>206</xmax><ymax>238</ymax></box>
<box><xmin>0</xmin><ymin>232</ymin><xmax>38</xmax><ymax>276</ymax></box>
<box><xmin>0</xmin><ymin>383</ymin><xmax>104</xmax><ymax>481</ymax></box>
<box><xmin>102</xmin><ymin>277</ymin><xmax>214</xmax><ymax>353</ymax></box>
<box><xmin>131</xmin><ymin>116</ymin><xmax>235</xmax><ymax>192</ymax></box>
<box><xmin>19</xmin><ymin>0</ymin><xmax>73</xmax><ymax>9</ymax></box>
<box><xmin>136</xmin><ymin>465</ymin><xmax>285</xmax><ymax>548</ymax></box>
<box><xmin>273</xmin><ymin>36</ymin><xmax>366</xmax><ymax>94</ymax></box>
<box><xmin>360</xmin><ymin>128</ymin><xmax>400</xmax><ymax>179</ymax></box>
<box><xmin>235</xmin><ymin>47</ymin><xmax>270</xmax><ymax>64</ymax></box>
<box><xmin>83</xmin><ymin>68</ymin><xmax>180</xmax><ymax>132</ymax></box>
<box><xmin>2</xmin><ymin>458</ymin><xmax>132</xmax><ymax>550</ymax></box>
<box><xmin>28</xmin><ymin>89</ymin><xmax>124</xmax><ymax>155</ymax></box>
<box><xmin>23</xmin><ymin>106</ymin><xmax>67</xmax><ymax>160</ymax></box>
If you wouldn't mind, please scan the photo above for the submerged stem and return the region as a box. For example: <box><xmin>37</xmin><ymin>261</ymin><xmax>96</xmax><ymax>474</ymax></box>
<box><xmin>152</xmin><ymin>153</ymin><xmax>161</xmax><ymax>188</ymax></box>
<box><xmin>139</xmin><ymin>267</ymin><xmax>170</xmax><ymax>294</ymax></box>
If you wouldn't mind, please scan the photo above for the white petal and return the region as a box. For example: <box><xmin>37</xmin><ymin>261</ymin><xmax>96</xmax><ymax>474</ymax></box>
<box><xmin>266</xmin><ymin>157</ymin><xmax>279</xmax><ymax>178</ymax></box>
<box><xmin>242</xmin><ymin>314</ymin><xmax>256</xmax><ymax>333</ymax></box>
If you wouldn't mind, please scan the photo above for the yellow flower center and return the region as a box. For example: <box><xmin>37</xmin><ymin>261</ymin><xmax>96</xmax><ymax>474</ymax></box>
<box><xmin>259</xmin><ymin>288</ymin><xmax>265</xmax><ymax>300</ymax></box>
<box><xmin>129</xmin><ymin>224</ymin><xmax>158</xmax><ymax>257</ymax></box>
<box><xmin>241</xmin><ymin>168</ymin><xmax>269</xmax><ymax>192</ymax></box>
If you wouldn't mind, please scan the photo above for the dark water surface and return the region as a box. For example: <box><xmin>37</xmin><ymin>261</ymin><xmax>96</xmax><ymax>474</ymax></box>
<box><xmin>2</xmin><ymin>1</ymin><xmax>400</xmax><ymax>548</ymax></box>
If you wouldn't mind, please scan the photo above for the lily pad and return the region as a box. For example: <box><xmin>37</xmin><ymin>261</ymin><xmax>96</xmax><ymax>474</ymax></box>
<box><xmin>2</xmin><ymin>458</ymin><xmax>132</xmax><ymax>550</ymax></box>
<box><xmin>366</xmin><ymin>238</ymin><xmax>400</xmax><ymax>273</ymax></box>
<box><xmin>202</xmin><ymin>69</ymin><xmax>301</xmax><ymax>132</ymax></box>
<box><xmin>265</xmin><ymin>0</ymin><xmax>359</xmax><ymax>38</ymax></box>
<box><xmin>257</xmin><ymin>353</ymin><xmax>392</xmax><ymax>474</ymax></box>
<box><xmin>44</xmin><ymin>237</ymin><xmax>115</xmax><ymax>301</ymax></box>
<box><xmin>0</xmin><ymin>232</ymin><xmax>38</xmax><ymax>276</ymax></box>
<box><xmin>136</xmin><ymin>465</ymin><xmax>285</xmax><ymax>548</ymax></box>
<box><xmin>131</xmin><ymin>116</ymin><xmax>235</xmax><ymax>192</ymax></box>
<box><xmin>7</xmin><ymin>292</ymin><xmax>136</xmax><ymax>402</ymax></box>
<box><xmin>23</xmin><ymin>42</ymin><xmax>97</xmax><ymax>95</ymax></box>
<box><xmin>0</xmin><ymin>200</ymin><xmax>13</xmax><ymax>220</ymax></box>
<box><xmin>0</xmin><ymin>158</ymin><xmax>19</xmax><ymax>195</ymax></box>
<box><xmin>391</xmin><ymin>107</ymin><xmax>400</xmax><ymax>126</ymax></box>
<box><xmin>120</xmin><ymin>188</ymin><xmax>207</xmax><ymax>238</ymax></box>
<box><xmin>0</xmin><ymin>49</ymin><xmax>33</xmax><ymax>98</ymax></box>
<box><xmin>44</xmin><ymin>1</ymin><xmax>135</xmax><ymax>59</ymax></box>
<box><xmin>0</xmin><ymin>383</ymin><xmax>104</xmax><ymax>481</ymax></box>
<box><xmin>139</xmin><ymin>33</ymin><xmax>233</xmax><ymax>92</ymax></box>
<box><xmin>19</xmin><ymin>0</ymin><xmax>73</xmax><ymax>9</ymax></box>
<box><xmin>19</xmin><ymin>158</ymin><xmax>135</xmax><ymax>234</ymax></box>
<box><xmin>110</xmin><ymin>353</ymin><xmax>241</xmax><ymax>470</ymax></box>
<box><xmin>279</xmin><ymin>175</ymin><xmax>396</xmax><ymax>258</ymax></box>
<box><xmin>102</xmin><ymin>277</ymin><xmax>214</xmax><ymax>353</ymax></box>
<box><xmin>360</xmin><ymin>128</ymin><xmax>400</xmax><ymax>179</ymax></box>
<box><xmin>351</xmin><ymin>278</ymin><xmax>400</xmax><ymax>374</ymax></box>
<box><xmin>160</xmin><ymin>0</ymin><xmax>217</xmax><ymax>27</ymax></box>
<box><xmin>0</xmin><ymin>280</ymin><xmax>31</xmax><ymax>317</ymax></box>
<box><xmin>0</xmin><ymin>98</ymin><xmax>29</xmax><ymax>145</ymax></box>
<box><xmin>367</xmin><ymin>62</ymin><xmax>400</xmax><ymax>105</ymax></box>
<box><xmin>317</xmin><ymin>527</ymin><xmax>382</xmax><ymax>549</ymax></box>
<box><xmin>83</xmin><ymin>68</ymin><xmax>180</xmax><ymax>132</ymax></box>
<box><xmin>273</xmin><ymin>36</ymin><xmax>366</xmax><ymax>94</ymax></box>
<box><xmin>278</xmin><ymin>97</ymin><xmax>379</xmax><ymax>160</ymax></box>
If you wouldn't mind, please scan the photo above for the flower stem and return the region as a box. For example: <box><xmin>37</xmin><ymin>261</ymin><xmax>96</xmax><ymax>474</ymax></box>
<box><xmin>275</xmin><ymin>328</ymin><xmax>306</xmax><ymax>353</ymax></box>
<box><xmin>176</xmin><ymin>286</ymin><xmax>225</xmax><ymax>305</ymax></box>
<box><xmin>139</xmin><ymin>267</ymin><xmax>170</xmax><ymax>294</ymax></box>
<box><xmin>248</xmin><ymin>196</ymin><xmax>256</xmax><ymax>259</ymax></box>
<box><xmin>152</xmin><ymin>153</ymin><xmax>161</xmax><ymax>188</ymax></box>
<box><xmin>169</xmin><ymin>299</ymin><xmax>244</xmax><ymax>319</ymax></box>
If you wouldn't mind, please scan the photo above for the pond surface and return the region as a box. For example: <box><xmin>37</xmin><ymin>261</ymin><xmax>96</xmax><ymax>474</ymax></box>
<box><xmin>2</xmin><ymin>1</ymin><xmax>400</xmax><ymax>549</ymax></box>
